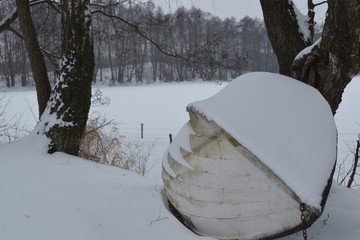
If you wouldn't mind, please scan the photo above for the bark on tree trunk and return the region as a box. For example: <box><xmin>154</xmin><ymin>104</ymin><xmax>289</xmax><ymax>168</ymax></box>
<box><xmin>20</xmin><ymin>41</ymin><xmax>27</xmax><ymax>87</ymax></box>
<box><xmin>16</xmin><ymin>0</ymin><xmax>51</xmax><ymax>118</ymax></box>
<box><xmin>261</xmin><ymin>0</ymin><xmax>360</xmax><ymax>114</ymax></box>
<box><xmin>3</xmin><ymin>32</ymin><xmax>15</xmax><ymax>88</ymax></box>
<box><xmin>39</xmin><ymin>0</ymin><xmax>94</xmax><ymax>155</ymax></box>
<box><xmin>260</xmin><ymin>0</ymin><xmax>311</xmax><ymax>76</ymax></box>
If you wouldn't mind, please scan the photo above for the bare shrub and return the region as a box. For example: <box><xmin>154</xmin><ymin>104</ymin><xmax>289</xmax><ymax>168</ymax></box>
<box><xmin>0</xmin><ymin>94</ymin><xmax>9</xmax><ymax>140</ymax></box>
<box><xmin>91</xmin><ymin>88</ymin><xmax>110</xmax><ymax>107</ymax></box>
<box><xmin>337</xmin><ymin>133</ymin><xmax>360</xmax><ymax>189</ymax></box>
<box><xmin>0</xmin><ymin>94</ymin><xmax>29</xmax><ymax>143</ymax></box>
<box><xmin>80</xmin><ymin>112</ymin><xmax>154</xmax><ymax>176</ymax></box>
<box><xmin>124</xmin><ymin>138</ymin><xmax>156</xmax><ymax>176</ymax></box>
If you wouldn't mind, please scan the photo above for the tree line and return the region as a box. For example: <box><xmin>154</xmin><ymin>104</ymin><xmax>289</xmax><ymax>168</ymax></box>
<box><xmin>0</xmin><ymin>0</ymin><xmax>278</xmax><ymax>87</ymax></box>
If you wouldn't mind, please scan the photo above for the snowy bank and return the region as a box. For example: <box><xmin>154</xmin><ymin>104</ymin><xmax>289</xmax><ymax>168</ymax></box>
<box><xmin>0</xmin><ymin>134</ymin><xmax>211</xmax><ymax>240</ymax></box>
<box><xmin>0</xmin><ymin>78</ymin><xmax>359</xmax><ymax>240</ymax></box>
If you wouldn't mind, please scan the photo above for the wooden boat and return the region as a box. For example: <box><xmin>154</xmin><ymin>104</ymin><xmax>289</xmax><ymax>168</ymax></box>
<box><xmin>162</xmin><ymin>72</ymin><xmax>337</xmax><ymax>239</ymax></box>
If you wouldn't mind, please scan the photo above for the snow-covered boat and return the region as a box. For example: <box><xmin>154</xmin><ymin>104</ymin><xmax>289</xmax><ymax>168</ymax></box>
<box><xmin>162</xmin><ymin>72</ymin><xmax>337</xmax><ymax>239</ymax></box>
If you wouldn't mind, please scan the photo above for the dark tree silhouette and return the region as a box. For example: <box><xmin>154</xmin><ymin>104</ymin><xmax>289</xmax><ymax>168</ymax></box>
<box><xmin>261</xmin><ymin>0</ymin><xmax>360</xmax><ymax>114</ymax></box>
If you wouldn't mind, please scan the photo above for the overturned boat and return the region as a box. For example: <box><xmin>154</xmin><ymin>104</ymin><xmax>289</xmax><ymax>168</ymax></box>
<box><xmin>162</xmin><ymin>72</ymin><xmax>337</xmax><ymax>239</ymax></box>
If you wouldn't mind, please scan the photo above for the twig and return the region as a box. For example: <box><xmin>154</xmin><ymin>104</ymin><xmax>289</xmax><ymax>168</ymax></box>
<box><xmin>30</xmin><ymin>0</ymin><xmax>61</xmax><ymax>14</ymax></box>
<box><xmin>150</xmin><ymin>206</ymin><xmax>168</xmax><ymax>227</ymax></box>
<box><xmin>24</xmin><ymin>97</ymin><xmax>38</xmax><ymax>123</ymax></box>
<box><xmin>0</xmin><ymin>9</ymin><xmax>18</xmax><ymax>34</ymax></box>
<box><xmin>114</xmin><ymin>177</ymin><xmax>122</xmax><ymax>188</ymax></box>
<box><xmin>347</xmin><ymin>137</ymin><xmax>360</xmax><ymax>188</ymax></box>
<box><xmin>314</xmin><ymin>1</ymin><xmax>327</xmax><ymax>7</ymax></box>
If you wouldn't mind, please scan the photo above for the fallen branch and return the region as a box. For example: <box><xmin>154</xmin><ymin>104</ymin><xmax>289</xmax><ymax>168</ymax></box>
<box><xmin>150</xmin><ymin>206</ymin><xmax>168</xmax><ymax>227</ymax></box>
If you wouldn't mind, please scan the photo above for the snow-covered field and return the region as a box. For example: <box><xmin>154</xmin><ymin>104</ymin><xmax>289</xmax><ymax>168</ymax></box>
<box><xmin>0</xmin><ymin>76</ymin><xmax>360</xmax><ymax>239</ymax></box>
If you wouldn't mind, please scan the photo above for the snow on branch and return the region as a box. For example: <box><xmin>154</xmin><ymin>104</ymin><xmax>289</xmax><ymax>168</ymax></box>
<box><xmin>294</xmin><ymin>37</ymin><xmax>322</xmax><ymax>61</ymax></box>
<box><xmin>30</xmin><ymin>0</ymin><xmax>61</xmax><ymax>14</ymax></box>
<box><xmin>314</xmin><ymin>1</ymin><xmax>328</xmax><ymax>7</ymax></box>
<box><xmin>291</xmin><ymin>0</ymin><xmax>312</xmax><ymax>43</ymax></box>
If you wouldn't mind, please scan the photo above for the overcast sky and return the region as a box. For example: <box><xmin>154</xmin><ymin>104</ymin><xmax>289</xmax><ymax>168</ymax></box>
<box><xmin>154</xmin><ymin>0</ymin><xmax>327</xmax><ymax>21</ymax></box>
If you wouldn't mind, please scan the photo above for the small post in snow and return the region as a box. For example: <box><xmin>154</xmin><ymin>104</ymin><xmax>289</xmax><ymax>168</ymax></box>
<box><xmin>141</xmin><ymin>123</ymin><xmax>144</xmax><ymax>139</ymax></box>
<box><xmin>169</xmin><ymin>134</ymin><xmax>173</xmax><ymax>144</ymax></box>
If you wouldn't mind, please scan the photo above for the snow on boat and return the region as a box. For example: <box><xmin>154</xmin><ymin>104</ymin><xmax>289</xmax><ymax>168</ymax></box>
<box><xmin>162</xmin><ymin>72</ymin><xmax>337</xmax><ymax>239</ymax></box>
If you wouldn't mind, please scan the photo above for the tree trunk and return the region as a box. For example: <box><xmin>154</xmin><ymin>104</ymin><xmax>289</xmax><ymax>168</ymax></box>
<box><xmin>260</xmin><ymin>0</ymin><xmax>311</xmax><ymax>77</ymax></box>
<box><xmin>261</xmin><ymin>0</ymin><xmax>360</xmax><ymax>114</ymax></box>
<box><xmin>20</xmin><ymin>41</ymin><xmax>27</xmax><ymax>87</ymax></box>
<box><xmin>107</xmin><ymin>37</ymin><xmax>115</xmax><ymax>83</ymax></box>
<box><xmin>16</xmin><ymin>0</ymin><xmax>51</xmax><ymax>118</ymax></box>
<box><xmin>38</xmin><ymin>0</ymin><xmax>94</xmax><ymax>155</ymax></box>
<box><xmin>3</xmin><ymin>32</ymin><xmax>15</xmax><ymax>88</ymax></box>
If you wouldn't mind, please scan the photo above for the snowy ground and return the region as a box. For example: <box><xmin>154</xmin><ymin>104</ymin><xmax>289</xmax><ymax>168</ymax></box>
<box><xmin>0</xmin><ymin>77</ymin><xmax>360</xmax><ymax>239</ymax></box>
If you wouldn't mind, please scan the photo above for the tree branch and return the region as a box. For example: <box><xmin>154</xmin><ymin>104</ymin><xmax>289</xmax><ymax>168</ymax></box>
<box><xmin>90</xmin><ymin>0</ymin><xmax>127</xmax><ymax>10</ymax></box>
<box><xmin>347</xmin><ymin>138</ymin><xmax>360</xmax><ymax>188</ymax></box>
<box><xmin>0</xmin><ymin>9</ymin><xmax>18</xmax><ymax>33</ymax></box>
<box><xmin>0</xmin><ymin>0</ymin><xmax>60</xmax><ymax>35</ymax></box>
<box><xmin>30</xmin><ymin>0</ymin><xmax>61</xmax><ymax>13</ymax></box>
<box><xmin>308</xmin><ymin>0</ymin><xmax>315</xmax><ymax>41</ymax></box>
<box><xmin>41</xmin><ymin>48</ymin><xmax>60</xmax><ymax>68</ymax></box>
<box><xmin>7</xmin><ymin>26</ymin><xmax>23</xmax><ymax>39</ymax></box>
<box><xmin>314</xmin><ymin>1</ymin><xmax>328</xmax><ymax>7</ymax></box>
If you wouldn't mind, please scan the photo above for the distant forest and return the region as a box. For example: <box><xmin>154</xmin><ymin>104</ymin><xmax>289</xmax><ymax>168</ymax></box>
<box><xmin>0</xmin><ymin>1</ymin><xmax>279</xmax><ymax>87</ymax></box>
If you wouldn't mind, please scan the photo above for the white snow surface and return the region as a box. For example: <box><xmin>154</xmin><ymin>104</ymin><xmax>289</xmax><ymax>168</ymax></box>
<box><xmin>292</xmin><ymin>0</ymin><xmax>311</xmax><ymax>42</ymax></box>
<box><xmin>189</xmin><ymin>72</ymin><xmax>337</xmax><ymax>209</ymax></box>
<box><xmin>0</xmin><ymin>133</ymin><xmax>210</xmax><ymax>240</ymax></box>
<box><xmin>1</xmin><ymin>78</ymin><xmax>360</xmax><ymax>239</ymax></box>
<box><xmin>294</xmin><ymin>37</ymin><xmax>321</xmax><ymax>61</ymax></box>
